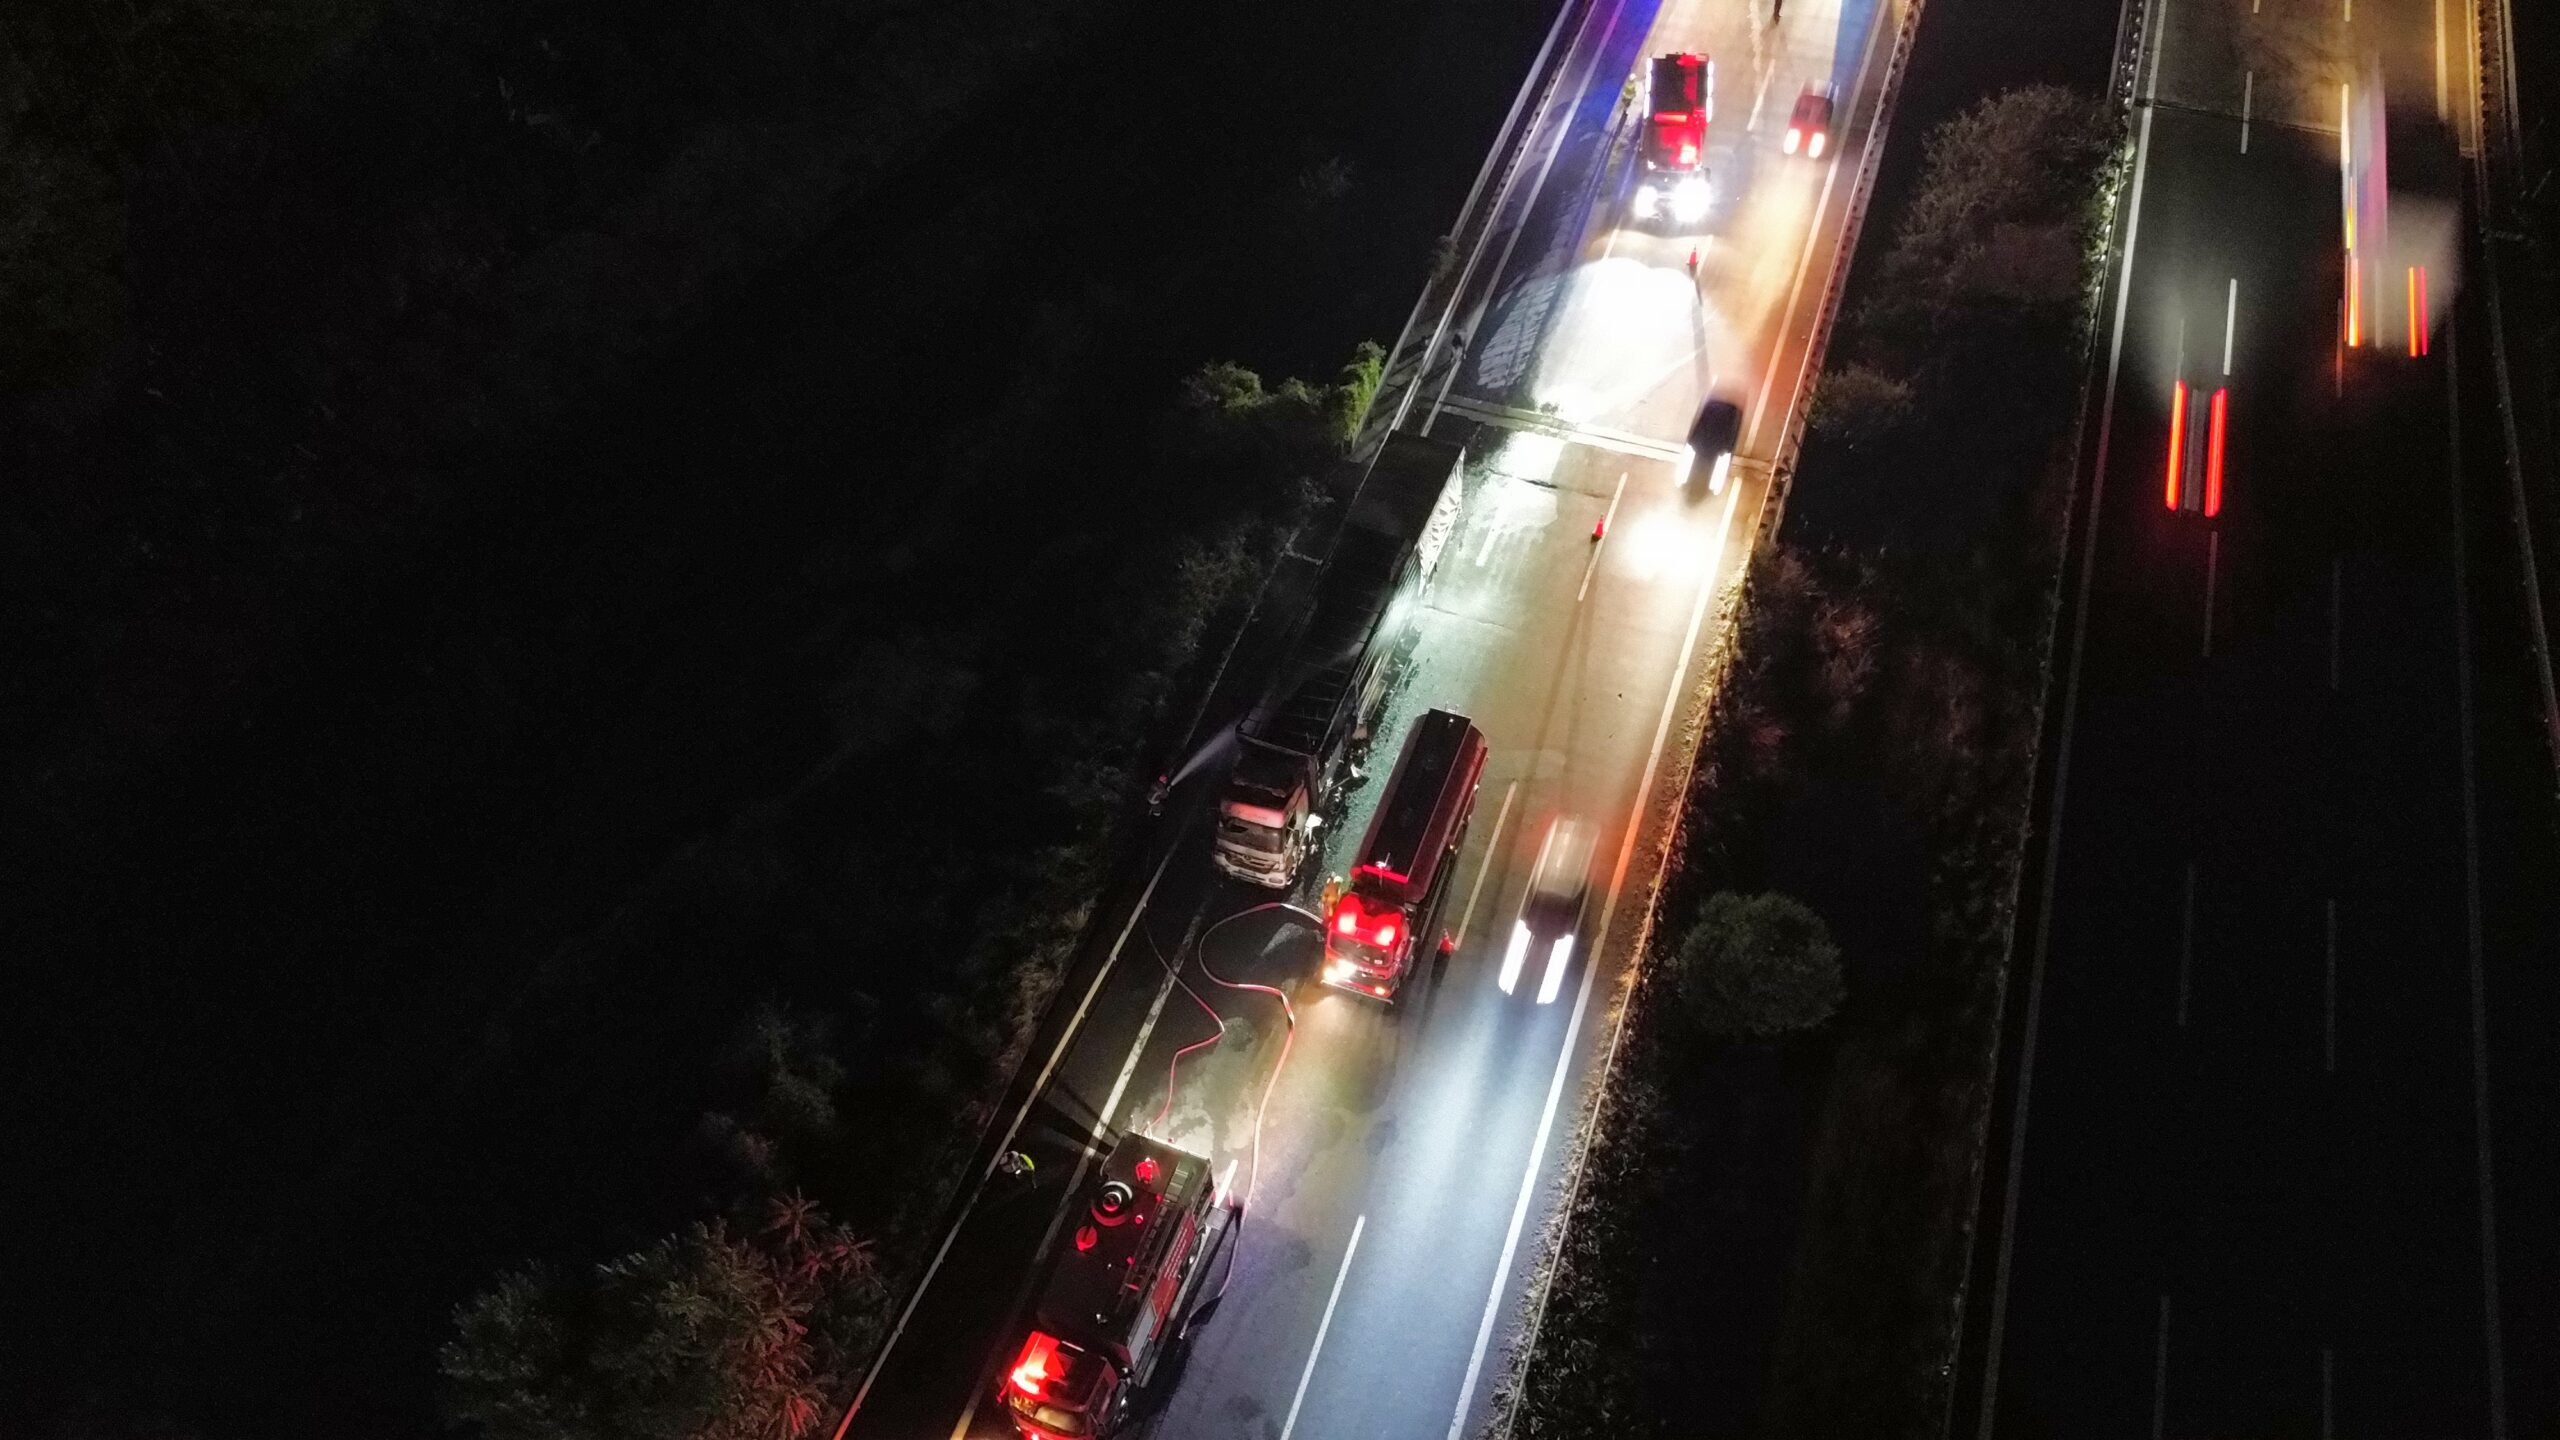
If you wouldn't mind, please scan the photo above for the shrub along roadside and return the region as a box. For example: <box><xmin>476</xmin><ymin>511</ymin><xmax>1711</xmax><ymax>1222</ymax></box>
<box><xmin>426</xmin><ymin>348</ymin><xmax>1372</xmax><ymax>1439</ymax></box>
<box><xmin>1498</xmin><ymin>86</ymin><xmax>2120</xmax><ymax>1439</ymax></box>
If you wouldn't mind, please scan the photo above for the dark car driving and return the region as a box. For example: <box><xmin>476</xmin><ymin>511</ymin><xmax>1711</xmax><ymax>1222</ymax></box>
<box><xmin>1683</xmin><ymin>396</ymin><xmax>1743</xmax><ymax>493</ymax></box>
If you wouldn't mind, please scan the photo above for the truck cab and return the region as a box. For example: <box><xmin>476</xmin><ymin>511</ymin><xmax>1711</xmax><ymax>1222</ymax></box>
<box><xmin>1000</xmin><ymin>1136</ymin><xmax>1231</xmax><ymax>1439</ymax></box>
<box><xmin>1633</xmin><ymin>52</ymin><xmax>1714</xmax><ymax>226</ymax></box>
<box><xmin>1323</xmin><ymin>708</ymin><xmax>1488</xmax><ymax>1001</ymax></box>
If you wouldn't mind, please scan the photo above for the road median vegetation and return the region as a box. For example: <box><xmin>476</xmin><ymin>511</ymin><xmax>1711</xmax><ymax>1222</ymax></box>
<box><xmin>1499</xmin><ymin>84</ymin><xmax>2121</xmax><ymax>1439</ymax></box>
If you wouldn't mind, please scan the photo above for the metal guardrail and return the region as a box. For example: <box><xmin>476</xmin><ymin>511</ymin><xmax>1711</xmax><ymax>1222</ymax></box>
<box><xmin>1755</xmin><ymin>0</ymin><xmax>1929</xmax><ymax>549</ymax></box>
<box><xmin>1354</xmin><ymin>0</ymin><xmax>1611</xmax><ymax>459</ymax></box>
<box><xmin>2464</xmin><ymin>0</ymin><xmax>2560</xmax><ymax>786</ymax></box>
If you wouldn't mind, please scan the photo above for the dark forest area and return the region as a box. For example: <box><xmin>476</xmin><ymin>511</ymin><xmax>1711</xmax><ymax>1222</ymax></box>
<box><xmin>0</xmin><ymin>1</ymin><xmax>1555</xmax><ymax>1436</ymax></box>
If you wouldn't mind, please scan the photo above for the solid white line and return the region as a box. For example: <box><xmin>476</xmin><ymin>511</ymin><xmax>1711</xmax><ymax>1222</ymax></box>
<box><xmin>2152</xmin><ymin>1295</ymin><xmax>2173</xmax><ymax>1440</ymax></box>
<box><xmin>1455</xmin><ymin>781</ymin><xmax>1521</xmax><ymax>951</ymax></box>
<box><xmin>1749</xmin><ymin>60</ymin><xmax>1774</xmax><ymax>133</ymax></box>
<box><xmin>1975</xmin><ymin>65</ymin><xmax>2165</xmax><ymax>1436</ymax></box>
<box><xmin>2324</xmin><ymin>898</ymin><xmax>2338</xmax><ymax>1072</ymax></box>
<box><xmin>2443</xmin><ymin>322</ymin><xmax>2513</xmax><ymax>1437</ymax></box>
<box><xmin>1453</xmin><ymin>913</ymin><xmax>1596</xmax><ymax>1438</ymax></box>
<box><xmin>836</xmin><ymin>841</ymin><xmax>1181</xmax><ymax>1431</ymax></box>
<box><xmin>1580</xmin><ymin>472</ymin><xmax>1629</xmax><ymax>601</ymax></box>
<box><xmin>945</xmin><ymin>921</ymin><xmax>1194</xmax><ymax>1440</ymax></box>
<box><xmin>2223</xmin><ymin>278</ymin><xmax>2238</xmax><ymax>374</ymax></box>
<box><xmin>2241</xmin><ymin>71</ymin><xmax>2254</xmax><ymax>153</ymax></box>
<box><xmin>1459</xmin><ymin>458</ymin><xmax>1745</xmax><ymax>1440</ymax></box>
<box><xmin>2176</xmin><ymin>862</ymin><xmax>2197</xmax><ymax>1026</ymax></box>
<box><xmin>1279</xmin><ymin>1214</ymin><xmax>1366</xmax><ymax>1440</ymax></box>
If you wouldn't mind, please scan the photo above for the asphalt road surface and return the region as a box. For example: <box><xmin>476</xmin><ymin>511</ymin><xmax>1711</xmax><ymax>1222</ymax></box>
<box><xmin>834</xmin><ymin>0</ymin><xmax>1913</xmax><ymax>1435</ymax></box>
<box><xmin>1955</xmin><ymin>0</ymin><xmax>2560</xmax><ymax>1433</ymax></box>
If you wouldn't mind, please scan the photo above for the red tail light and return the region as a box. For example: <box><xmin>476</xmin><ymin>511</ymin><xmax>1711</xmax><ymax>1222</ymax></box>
<box><xmin>2164</xmin><ymin>380</ymin><xmax>2189</xmax><ymax>510</ymax></box>
<box><xmin>2409</xmin><ymin>266</ymin><xmax>2429</xmax><ymax>356</ymax></box>
<box><xmin>2203</xmin><ymin>387</ymin><xmax>2228</xmax><ymax>517</ymax></box>
<box><xmin>1011</xmin><ymin>1332</ymin><xmax>1061</xmax><ymax>1398</ymax></box>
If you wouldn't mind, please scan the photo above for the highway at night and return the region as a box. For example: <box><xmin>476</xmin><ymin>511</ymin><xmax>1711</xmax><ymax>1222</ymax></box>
<box><xmin>834</xmin><ymin>0</ymin><xmax>1914</xmax><ymax>1434</ymax></box>
<box><xmin>1952</xmin><ymin>0</ymin><xmax>2560</xmax><ymax>1430</ymax></box>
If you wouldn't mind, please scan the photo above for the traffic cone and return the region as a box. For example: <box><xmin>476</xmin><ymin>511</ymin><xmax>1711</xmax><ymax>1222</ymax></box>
<box><xmin>1686</xmin><ymin>244</ymin><xmax>1700</xmax><ymax>273</ymax></box>
<box><xmin>1591</xmin><ymin>514</ymin><xmax>1606</xmax><ymax>541</ymax></box>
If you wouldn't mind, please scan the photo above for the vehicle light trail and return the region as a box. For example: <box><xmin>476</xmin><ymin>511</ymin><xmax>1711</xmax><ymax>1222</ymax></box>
<box><xmin>2165</xmin><ymin>380</ymin><xmax>2189</xmax><ymax>509</ymax></box>
<box><xmin>2203</xmin><ymin>387</ymin><xmax>2227</xmax><ymax>517</ymax></box>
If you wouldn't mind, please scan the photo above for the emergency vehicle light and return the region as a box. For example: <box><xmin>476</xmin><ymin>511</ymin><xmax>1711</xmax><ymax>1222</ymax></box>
<box><xmin>1011</xmin><ymin>1332</ymin><xmax>1061</xmax><ymax>1397</ymax></box>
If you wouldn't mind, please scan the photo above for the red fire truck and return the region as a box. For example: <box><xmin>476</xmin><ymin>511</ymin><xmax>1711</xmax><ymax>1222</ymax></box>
<box><xmin>998</xmin><ymin>1135</ymin><xmax>1234</xmax><ymax>1439</ymax></box>
<box><xmin>1323</xmin><ymin>708</ymin><xmax>1488</xmax><ymax>1001</ymax></box>
<box><xmin>1632</xmin><ymin>51</ymin><xmax>1714</xmax><ymax>226</ymax></box>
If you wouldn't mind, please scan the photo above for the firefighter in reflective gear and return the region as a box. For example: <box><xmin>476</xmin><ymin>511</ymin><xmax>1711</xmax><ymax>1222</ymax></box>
<box><xmin>1320</xmin><ymin>873</ymin><xmax>1345</xmax><ymax>917</ymax></box>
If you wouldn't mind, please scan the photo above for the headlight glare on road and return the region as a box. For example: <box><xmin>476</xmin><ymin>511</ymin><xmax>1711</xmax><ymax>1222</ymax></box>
<box><xmin>1807</xmin><ymin>131</ymin><xmax>1826</xmax><ymax>159</ymax></box>
<box><xmin>1671</xmin><ymin>176</ymin><xmax>1711</xmax><ymax>224</ymax></box>
<box><xmin>1633</xmin><ymin>183</ymin><xmax>1662</xmax><ymax>220</ymax></box>
<box><xmin>1708</xmin><ymin>450</ymin><xmax>1733</xmax><ymax>494</ymax></box>
<box><xmin>1783</xmin><ymin>126</ymin><xmax>1801</xmax><ymax>154</ymax></box>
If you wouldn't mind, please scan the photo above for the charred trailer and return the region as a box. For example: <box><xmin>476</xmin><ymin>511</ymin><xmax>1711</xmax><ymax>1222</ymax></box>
<box><xmin>999</xmin><ymin>1136</ymin><xmax>1233</xmax><ymax>1439</ymax></box>
<box><xmin>1323</xmin><ymin>707</ymin><xmax>1488</xmax><ymax>1001</ymax></box>
<box><xmin>1213</xmin><ymin>435</ymin><xmax>1465</xmax><ymax>888</ymax></box>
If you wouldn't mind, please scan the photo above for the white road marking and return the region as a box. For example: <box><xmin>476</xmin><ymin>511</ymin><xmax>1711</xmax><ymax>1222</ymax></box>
<box><xmin>945</xmin><ymin>915</ymin><xmax>1195</xmax><ymax>1440</ymax></box>
<box><xmin>2324</xmin><ymin>899</ymin><xmax>2338</xmax><ymax>1072</ymax></box>
<box><xmin>2241</xmin><ymin>71</ymin><xmax>2254</xmax><ymax>153</ymax></box>
<box><xmin>2203</xmin><ymin>529</ymin><xmax>2220</xmax><ymax>658</ymax></box>
<box><xmin>2223</xmin><ymin>278</ymin><xmax>2238</xmax><ymax>374</ymax></box>
<box><xmin>1579</xmin><ymin>472</ymin><xmax>1628</xmax><ymax>601</ymax></box>
<box><xmin>1975</xmin><ymin>59</ymin><xmax>2166</xmax><ymax>1429</ymax></box>
<box><xmin>836</xmin><ymin>842</ymin><xmax>1182</xmax><ymax>1432</ymax></box>
<box><xmin>1454</xmin><ymin>781</ymin><xmax>1520</xmax><ymax>951</ymax></box>
<box><xmin>1461</xmin><ymin>460</ymin><xmax>1746</xmax><ymax>1440</ymax></box>
<box><xmin>2177</xmin><ymin>861</ymin><xmax>2198</xmax><ymax>1027</ymax></box>
<box><xmin>1749</xmin><ymin>61</ymin><xmax>1773</xmax><ymax>133</ymax></box>
<box><xmin>1279</xmin><ymin>1214</ymin><xmax>1366</xmax><ymax>1440</ymax></box>
<box><xmin>2152</xmin><ymin>1295</ymin><xmax>2173</xmax><ymax>1440</ymax></box>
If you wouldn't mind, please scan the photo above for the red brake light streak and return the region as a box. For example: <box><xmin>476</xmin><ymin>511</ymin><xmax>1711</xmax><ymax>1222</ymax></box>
<box><xmin>2164</xmin><ymin>380</ymin><xmax>2189</xmax><ymax>510</ymax></box>
<box><xmin>2203</xmin><ymin>387</ymin><xmax>2227</xmax><ymax>518</ymax></box>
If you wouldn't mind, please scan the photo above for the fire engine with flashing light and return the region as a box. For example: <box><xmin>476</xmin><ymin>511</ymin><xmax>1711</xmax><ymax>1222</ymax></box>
<box><xmin>998</xmin><ymin>1135</ymin><xmax>1235</xmax><ymax>1440</ymax></box>
<box><xmin>1214</xmin><ymin>435</ymin><xmax>1466</xmax><ymax>888</ymax></box>
<box><xmin>1632</xmin><ymin>52</ymin><xmax>1714</xmax><ymax>227</ymax></box>
<box><xmin>1323</xmin><ymin>707</ymin><xmax>1488</xmax><ymax>1001</ymax></box>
